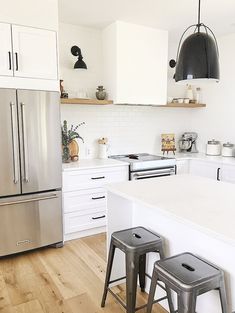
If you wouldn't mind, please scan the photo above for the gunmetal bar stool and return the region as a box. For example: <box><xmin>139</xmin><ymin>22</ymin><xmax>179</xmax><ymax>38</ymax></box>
<box><xmin>147</xmin><ymin>252</ymin><xmax>228</xmax><ymax>313</ymax></box>
<box><xmin>101</xmin><ymin>226</ymin><xmax>174</xmax><ymax>313</ymax></box>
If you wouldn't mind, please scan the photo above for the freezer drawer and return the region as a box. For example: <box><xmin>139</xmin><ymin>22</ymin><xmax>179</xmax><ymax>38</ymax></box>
<box><xmin>0</xmin><ymin>191</ymin><xmax>63</xmax><ymax>256</ymax></box>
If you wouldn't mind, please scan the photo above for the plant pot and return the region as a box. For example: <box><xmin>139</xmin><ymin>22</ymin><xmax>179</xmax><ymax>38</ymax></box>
<box><xmin>62</xmin><ymin>145</ymin><xmax>70</xmax><ymax>163</ymax></box>
<box><xmin>69</xmin><ymin>140</ymin><xmax>79</xmax><ymax>161</ymax></box>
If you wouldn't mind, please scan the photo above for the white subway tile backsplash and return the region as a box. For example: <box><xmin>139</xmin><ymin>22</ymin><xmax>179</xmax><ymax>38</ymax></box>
<box><xmin>61</xmin><ymin>104</ymin><xmax>192</xmax><ymax>159</ymax></box>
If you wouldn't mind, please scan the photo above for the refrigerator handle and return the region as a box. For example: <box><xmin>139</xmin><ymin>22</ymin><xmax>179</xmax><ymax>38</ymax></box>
<box><xmin>10</xmin><ymin>102</ymin><xmax>19</xmax><ymax>184</ymax></box>
<box><xmin>20</xmin><ymin>102</ymin><xmax>29</xmax><ymax>183</ymax></box>
<box><xmin>0</xmin><ymin>194</ymin><xmax>58</xmax><ymax>206</ymax></box>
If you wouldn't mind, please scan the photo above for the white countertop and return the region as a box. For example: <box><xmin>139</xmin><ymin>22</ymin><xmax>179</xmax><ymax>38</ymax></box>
<box><xmin>62</xmin><ymin>158</ymin><xmax>129</xmax><ymax>171</ymax></box>
<box><xmin>106</xmin><ymin>175</ymin><xmax>235</xmax><ymax>246</ymax></box>
<box><xmin>175</xmin><ymin>152</ymin><xmax>235</xmax><ymax>165</ymax></box>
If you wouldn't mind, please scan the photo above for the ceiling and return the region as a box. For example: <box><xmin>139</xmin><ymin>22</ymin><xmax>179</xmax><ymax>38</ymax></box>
<box><xmin>59</xmin><ymin>0</ymin><xmax>235</xmax><ymax>41</ymax></box>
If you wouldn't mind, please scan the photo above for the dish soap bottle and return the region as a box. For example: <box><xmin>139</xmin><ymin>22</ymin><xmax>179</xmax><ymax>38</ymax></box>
<box><xmin>186</xmin><ymin>84</ymin><xmax>194</xmax><ymax>101</ymax></box>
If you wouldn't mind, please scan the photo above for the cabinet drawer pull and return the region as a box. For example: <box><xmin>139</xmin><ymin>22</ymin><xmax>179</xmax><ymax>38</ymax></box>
<box><xmin>8</xmin><ymin>51</ymin><xmax>12</xmax><ymax>70</ymax></box>
<box><xmin>92</xmin><ymin>215</ymin><xmax>106</xmax><ymax>220</ymax></box>
<box><xmin>92</xmin><ymin>196</ymin><xmax>106</xmax><ymax>200</ymax></box>
<box><xmin>91</xmin><ymin>176</ymin><xmax>105</xmax><ymax>180</ymax></box>
<box><xmin>217</xmin><ymin>167</ymin><xmax>221</xmax><ymax>181</ymax></box>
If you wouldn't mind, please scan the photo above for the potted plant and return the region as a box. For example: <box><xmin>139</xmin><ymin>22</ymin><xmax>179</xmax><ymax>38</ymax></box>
<box><xmin>61</xmin><ymin>120</ymin><xmax>85</xmax><ymax>162</ymax></box>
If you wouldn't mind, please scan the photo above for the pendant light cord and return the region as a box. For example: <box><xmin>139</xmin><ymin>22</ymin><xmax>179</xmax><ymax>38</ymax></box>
<box><xmin>198</xmin><ymin>0</ymin><xmax>201</xmax><ymax>27</ymax></box>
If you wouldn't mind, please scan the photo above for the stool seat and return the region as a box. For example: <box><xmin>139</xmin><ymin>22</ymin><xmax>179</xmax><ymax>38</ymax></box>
<box><xmin>147</xmin><ymin>252</ymin><xmax>228</xmax><ymax>313</ymax></box>
<box><xmin>112</xmin><ymin>227</ymin><xmax>162</xmax><ymax>252</ymax></box>
<box><xmin>156</xmin><ymin>252</ymin><xmax>221</xmax><ymax>290</ymax></box>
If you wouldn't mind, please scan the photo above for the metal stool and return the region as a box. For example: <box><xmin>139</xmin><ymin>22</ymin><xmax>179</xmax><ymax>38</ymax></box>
<box><xmin>147</xmin><ymin>252</ymin><xmax>228</xmax><ymax>313</ymax></box>
<box><xmin>101</xmin><ymin>226</ymin><xmax>174</xmax><ymax>313</ymax></box>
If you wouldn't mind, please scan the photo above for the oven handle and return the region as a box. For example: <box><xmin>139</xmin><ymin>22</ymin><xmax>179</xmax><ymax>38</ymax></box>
<box><xmin>132</xmin><ymin>168</ymin><xmax>175</xmax><ymax>180</ymax></box>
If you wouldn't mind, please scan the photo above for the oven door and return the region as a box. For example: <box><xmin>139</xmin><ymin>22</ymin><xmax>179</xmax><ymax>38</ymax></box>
<box><xmin>130</xmin><ymin>167</ymin><xmax>175</xmax><ymax>180</ymax></box>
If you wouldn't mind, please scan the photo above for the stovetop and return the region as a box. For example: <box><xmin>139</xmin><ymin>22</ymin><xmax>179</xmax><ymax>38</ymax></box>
<box><xmin>109</xmin><ymin>153</ymin><xmax>176</xmax><ymax>171</ymax></box>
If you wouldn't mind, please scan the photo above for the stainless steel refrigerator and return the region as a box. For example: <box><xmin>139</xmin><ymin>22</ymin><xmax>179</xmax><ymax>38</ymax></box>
<box><xmin>0</xmin><ymin>88</ymin><xmax>63</xmax><ymax>256</ymax></box>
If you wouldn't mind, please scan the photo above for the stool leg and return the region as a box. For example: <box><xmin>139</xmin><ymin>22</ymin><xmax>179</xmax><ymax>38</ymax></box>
<box><xmin>178</xmin><ymin>292</ymin><xmax>196</xmax><ymax>313</ymax></box>
<box><xmin>139</xmin><ymin>254</ymin><xmax>146</xmax><ymax>292</ymax></box>
<box><xmin>219</xmin><ymin>279</ymin><xmax>228</xmax><ymax>313</ymax></box>
<box><xmin>146</xmin><ymin>268</ymin><xmax>158</xmax><ymax>313</ymax></box>
<box><xmin>101</xmin><ymin>242</ymin><xmax>116</xmax><ymax>307</ymax></box>
<box><xmin>126</xmin><ymin>252</ymin><xmax>139</xmax><ymax>313</ymax></box>
<box><xmin>158</xmin><ymin>247</ymin><xmax>175</xmax><ymax>313</ymax></box>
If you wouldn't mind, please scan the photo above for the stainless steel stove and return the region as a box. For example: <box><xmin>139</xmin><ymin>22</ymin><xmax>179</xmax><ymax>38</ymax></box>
<box><xmin>109</xmin><ymin>153</ymin><xmax>176</xmax><ymax>180</ymax></box>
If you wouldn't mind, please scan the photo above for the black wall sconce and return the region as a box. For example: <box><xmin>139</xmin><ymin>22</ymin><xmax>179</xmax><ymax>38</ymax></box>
<box><xmin>71</xmin><ymin>45</ymin><xmax>87</xmax><ymax>69</ymax></box>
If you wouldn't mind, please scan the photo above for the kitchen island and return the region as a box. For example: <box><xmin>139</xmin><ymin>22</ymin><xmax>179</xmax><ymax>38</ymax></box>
<box><xmin>106</xmin><ymin>175</ymin><xmax>235</xmax><ymax>313</ymax></box>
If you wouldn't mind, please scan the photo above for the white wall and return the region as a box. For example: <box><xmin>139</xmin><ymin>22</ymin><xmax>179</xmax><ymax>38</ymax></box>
<box><xmin>59</xmin><ymin>22</ymin><xmax>192</xmax><ymax>158</ymax></box>
<box><xmin>0</xmin><ymin>0</ymin><xmax>58</xmax><ymax>30</ymax></box>
<box><xmin>190</xmin><ymin>33</ymin><xmax>235</xmax><ymax>152</ymax></box>
<box><xmin>59</xmin><ymin>23</ymin><xmax>103</xmax><ymax>99</ymax></box>
<box><xmin>168</xmin><ymin>33</ymin><xmax>235</xmax><ymax>152</ymax></box>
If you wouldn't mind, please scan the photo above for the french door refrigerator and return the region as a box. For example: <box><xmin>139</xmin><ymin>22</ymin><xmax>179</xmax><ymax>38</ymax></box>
<box><xmin>0</xmin><ymin>88</ymin><xmax>63</xmax><ymax>256</ymax></box>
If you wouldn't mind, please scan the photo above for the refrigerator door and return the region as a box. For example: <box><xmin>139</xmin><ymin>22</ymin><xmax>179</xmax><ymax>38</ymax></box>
<box><xmin>18</xmin><ymin>90</ymin><xmax>62</xmax><ymax>194</ymax></box>
<box><xmin>0</xmin><ymin>191</ymin><xmax>63</xmax><ymax>256</ymax></box>
<box><xmin>0</xmin><ymin>88</ymin><xmax>21</xmax><ymax>197</ymax></box>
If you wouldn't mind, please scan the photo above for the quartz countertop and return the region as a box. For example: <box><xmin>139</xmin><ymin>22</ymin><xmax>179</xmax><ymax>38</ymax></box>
<box><xmin>62</xmin><ymin>158</ymin><xmax>129</xmax><ymax>171</ymax></box>
<box><xmin>106</xmin><ymin>175</ymin><xmax>235</xmax><ymax>246</ymax></box>
<box><xmin>174</xmin><ymin>152</ymin><xmax>235</xmax><ymax>165</ymax></box>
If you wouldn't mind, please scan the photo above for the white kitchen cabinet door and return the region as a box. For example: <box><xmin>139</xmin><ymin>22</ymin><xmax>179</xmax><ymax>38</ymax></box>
<box><xmin>220</xmin><ymin>164</ymin><xmax>235</xmax><ymax>184</ymax></box>
<box><xmin>103</xmin><ymin>21</ymin><xmax>168</xmax><ymax>105</ymax></box>
<box><xmin>176</xmin><ymin>160</ymin><xmax>189</xmax><ymax>175</ymax></box>
<box><xmin>189</xmin><ymin>160</ymin><xmax>221</xmax><ymax>180</ymax></box>
<box><xmin>0</xmin><ymin>23</ymin><xmax>13</xmax><ymax>76</ymax></box>
<box><xmin>12</xmin><ymin>25</ymin><xmax>58</xmax><ymax>80</ymax></box>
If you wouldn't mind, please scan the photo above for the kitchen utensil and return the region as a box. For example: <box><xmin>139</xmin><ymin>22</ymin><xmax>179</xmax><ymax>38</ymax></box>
<box><xmin>206</xmin><ymin>140</ymin><xmax>221</xmax><ymax>156</ymax></box>
<box><xmin>222</xmin><ymin>142</ymin><xmax>234</xmax><ymax>157</ymax></box>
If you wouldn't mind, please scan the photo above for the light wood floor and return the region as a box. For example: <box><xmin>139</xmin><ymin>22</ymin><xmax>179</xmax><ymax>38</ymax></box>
<box><xmin>0</xmin><ymin>233</ymin><xmax>167</xmax><ymax>313</ymax></box>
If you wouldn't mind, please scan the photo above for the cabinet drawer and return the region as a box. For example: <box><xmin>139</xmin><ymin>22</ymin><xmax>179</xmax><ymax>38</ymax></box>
<box><xmin>63</xmin><ymin>188</ymin><xmax>107</xmax><ymax>213</ymax></box>
<box><xmin>64</xmin><ymin>208</ymin><xmax>106</xmax><ymax>234</ymax></box>
<box><xmin>63</xmin><ymin>166</ymin><xmax>128</xmax><ymax>192</ymax></box>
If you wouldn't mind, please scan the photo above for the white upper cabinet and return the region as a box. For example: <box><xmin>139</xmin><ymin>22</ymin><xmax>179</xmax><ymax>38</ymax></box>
<box><xmin>0</xmin><ymin>23</ymin><xmax>58</xmax><ymax>82</ymax></box>
<box><xmin>103</xmin><ymin>21</ymin><xmax>168</xmax><ymax>105</ymax></box>
<box><xmin>0</xmin><ymin>23</ymin><xmax>13</xmax><ymax>76</ymax></box>
<box><xmin>12</xmin><ymin>25</ymin><xmax>58</xmax><ymax>80</ymax></box>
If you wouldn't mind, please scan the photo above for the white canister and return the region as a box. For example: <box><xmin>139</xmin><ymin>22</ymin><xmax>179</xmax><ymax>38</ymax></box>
<box><xmin>222</xmin><ymin>142</ymin><xmax>234</xmax><ymax>157</ymax></box>
<box><xmin>98</xmin><ymin>144</ymin><xmax>108</xmax><ymax>159</ymax></box>
<box><xmin>206</xmin><ymin>140</ymin><xmax>221</xmax><ymax>156</ymax></box>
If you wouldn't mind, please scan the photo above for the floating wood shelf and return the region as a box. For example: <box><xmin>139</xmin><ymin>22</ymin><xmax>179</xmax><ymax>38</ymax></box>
<box><xmin>157</xmin><ymin>103</ymin><xmax>206</xmax><ymax>108</ymax></box>
<box><xmin>60</xmin><ymin>98</ymin><xmax>205</xmax><ymax>108</ymax></box>
<box><xmin>60</xmin><ymin>98</ymin><xmax>113</xmax><ymax>105</ymax></box>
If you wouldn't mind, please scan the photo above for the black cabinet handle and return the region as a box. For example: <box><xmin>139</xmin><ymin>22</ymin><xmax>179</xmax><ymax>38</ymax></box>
<box><xmin>8</xmin><ymin>51</ymin><xmax>11</xmax><ymax>70</ymax></box>
<box><xmin>217</xmin><ymin>168</ymin><xmax>221</xmax><ymax>181</ymax></box>
<box><xmin>15</xmin><ymin>52</ymin><xmax>18</xmax><ymax>71</ymax></box>
<box><xmin>91</xmin><ymin>176</ymin><xmax>105</xmax><ymax>180</ymax></box>
<box><xmin>92</xmin><ymin>196</ymin><xmax>106</xmax><ymax>200</ymax></box>
<box><xmin>92</xmin><ymin>215</ymin><xmax>106</xmax><ymax>220</ymax></box>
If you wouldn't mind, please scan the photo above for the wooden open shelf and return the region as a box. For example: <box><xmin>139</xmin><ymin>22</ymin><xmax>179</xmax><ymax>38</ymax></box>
<box><xmin>157</xmin><ymin>102</ymin><xmax>206</xmax><ymax>108</ymax></box>
<box><xmin>60</xmin><ymin>98</ymin><xmax>113</xmax><ymax>105</ymax></box>
<box><xmin>60</xmin><ymin>98</ymin><xmax>205</xmax><ymax>108</ymax></box>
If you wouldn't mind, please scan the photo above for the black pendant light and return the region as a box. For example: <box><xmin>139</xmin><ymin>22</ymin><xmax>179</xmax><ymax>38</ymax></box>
<box><xmin>71</xmin><ymin>45</ymin><xmax>87</xmax><ymax>69</ymax></box>
<box><xmin>170</xmin><ymin>0</ymin><xmax>219</xmax><ymax>83</ymax></box>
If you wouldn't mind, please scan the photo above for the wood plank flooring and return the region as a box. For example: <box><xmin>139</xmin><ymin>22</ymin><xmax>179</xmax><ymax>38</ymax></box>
<box><xmin>0</xmin><ymin>233</ymin><xmax>167</xmax><ymax>313</ymax></box>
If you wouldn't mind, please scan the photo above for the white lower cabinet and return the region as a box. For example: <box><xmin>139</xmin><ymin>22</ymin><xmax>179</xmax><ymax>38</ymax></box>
<box><xmin>63</xmin><ymin>165</ymin><xmax>128</xmax><ymax>240</ymax></box>
<box><xmin>189</xmin><ymin>159</ymin><xmax>235</xmax><ymax>183</ymax></box>
<box><xmin>189</xmin><ymin>160</ymin><xmax>221</xmax><ymax>180</ymax></box>
<box><xmin>220</xmin><ymin>164</ymin><xmax>235</xmax><ymax>184</ymax></box>
<box><xmin>176</xmin><ymin>160</ymin><xmax>189</xmax><ymax>175</ymax></box>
